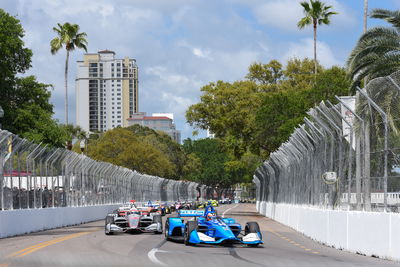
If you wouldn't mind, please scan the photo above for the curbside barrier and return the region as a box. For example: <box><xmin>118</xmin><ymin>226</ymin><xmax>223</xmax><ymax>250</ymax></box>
<box><xmin>0</xmin><ymin>204</ymin><xmax>120</xmax><ymax>238</ymax></box>
<box><xmin>259</xmin><ymin>201</ymin><xmax>400</xmax><ymax>262</ymax></box>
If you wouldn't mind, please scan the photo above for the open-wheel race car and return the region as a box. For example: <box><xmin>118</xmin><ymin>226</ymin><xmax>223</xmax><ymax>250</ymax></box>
<box><xmin>105</xmin><ymin>201</ymin><xmax>163</xmax><ymax>235</ymax></box>
<box><xmin>164</xmin><ymin>204</ymin><xmax>263</xmax><ymax>246</ymax></box>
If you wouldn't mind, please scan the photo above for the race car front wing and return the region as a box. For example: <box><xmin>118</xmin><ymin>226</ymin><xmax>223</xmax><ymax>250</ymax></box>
<box><xmin>106</xmin><ymin>222</ymin><xmax>162</xmax><ymax>233</ymax></box>
<box><xmin>189</xmin><ymin>230</ymin><xmax>263</xmax><ymax>245</ymax></box>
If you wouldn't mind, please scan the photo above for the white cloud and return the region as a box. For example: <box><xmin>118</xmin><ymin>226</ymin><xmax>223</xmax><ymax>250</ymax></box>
<box><xmin>282</xmin><ymin>38</ymin><xmax>341</xmax><ymax>67</ymax></box>
<box><xmin>121</xmin><ymin>7</ymin><xmax>161</xmax><ymax>23</ymax></box>
<box><xmin>192</xmin><ymin>48</ymin><xmax>211</xmax><ymax>59</ymax></box>
<box><xmin>161</xmin><ymin>92</ymin><xmax>195</xmax><ymax>116</ymax></box>
<box><xmin>176</xmin><ymin>41</ymin><xmax>213</xmax><ymax>60</ymax></box>
<box><xmin>248</xmin><ymin>0</ymin><xmax>356</xmax><ymax>33</ymax></box>
<box><xmin>18</xmin><ymin>0</ymin><xmax>115</xmax><ymax>18</ymax></box>
<box><xmin>253</xmin><ymin>0</ymin><xmax>303</xmax><ymax>32</ymax></box>
<box><xmin>5</xmin><ymin>0</ymin><xmax>359</xmax><ymax>139</ymax></box>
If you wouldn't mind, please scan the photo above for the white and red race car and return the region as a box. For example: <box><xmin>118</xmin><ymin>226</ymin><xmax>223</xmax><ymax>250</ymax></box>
<box><xmin>105</xmin><ymin>201</ymin><xmax>163</xmax><ymax>235</ymax></box>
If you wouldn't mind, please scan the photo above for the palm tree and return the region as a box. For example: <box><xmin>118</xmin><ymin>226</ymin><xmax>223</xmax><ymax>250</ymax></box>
<box><xmin>347</xmin><ymin>9</ymin><xmax>400</xmax><ymax>90</ymax></box>
<box><xmin>297</xmin><ymin>0</ymin><xmax>338</xmax><ymax>75</ymax></box>
<box><xmin>50</xmin><ymin>23</ymin><xmax>88</xmax><ymax>125</ymax></box>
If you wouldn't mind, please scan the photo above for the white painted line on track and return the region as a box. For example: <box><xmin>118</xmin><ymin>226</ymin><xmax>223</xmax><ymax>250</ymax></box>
<box><xmin>148</xmin><ymin>248</ymin><xmax>166</xmax><ymax>266</ymax></box>
<box><xmin>148</xmin><ymin>240</ymin><xmax>167</xmax><ymax>266</ymax></box>
<box><xmin>222</xmin><ymin>203</ymin><xmax>239</xmax><ymax>218</ymax></box>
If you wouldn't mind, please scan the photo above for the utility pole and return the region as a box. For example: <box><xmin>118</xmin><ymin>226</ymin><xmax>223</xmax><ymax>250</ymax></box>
<box><xmin>363</xmin><ymin>0</ymin><xmax>368</xmax><ymax>33</ymax></box>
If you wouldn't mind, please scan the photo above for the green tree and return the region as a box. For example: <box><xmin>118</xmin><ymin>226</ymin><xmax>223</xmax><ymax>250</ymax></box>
<box><xmin>126</xmin><ymin>124</ymin><xmax>186</xmax><ymax>179</ymax></box>
<box><xmin>254</xmin><ymin>65</ymin><xmax>350</xmax><ymax>157</ymax></box>
<box><xmin>297</xmin><ymin>0</ymin><xmax>338</xmax><ymax>75</ymax></box>
<box><xmin>2</xmin><ymin>76</ymin><xmax>68</xmax><ymax>147</ymax></box>
<box><xmin>0</xmin><ymin>9</ymin><xmax>32</xmax><ymax>93</ymax></box>
<box><xmin>186</xmin><ymin>80</ymin><xmax>262</xmax><ymax>158</ymax></box>
<box><xmin>182</xmin><ymin>138</ymin><xmax>238</xmax><ymax>197</ymax></box>
<box><xmin>88</xmin><ymin>128</ymin><xmax>176</xmax><ymax>178</ymax></box>
<box><xmin>280</xmin><ymin>58</ymin><xmax>323</xmax><ymax>90</ymax></box>
<box><xmin>0</xmin><ymin>9</ymin><xmax>69</xmax><ymax>147</ymax></box>
<box><xmin>347</xmin><ymin>9</ymin><xmax>400</xmax><ymax>90</ymax></box>
<box><xmin>50</xmin><ymin>22</ymin><xmax>88</xmax><ymax>124</ymax></box>
<box><xmin>246</xmin><ymin>60</ymin><xmax>283</xmax><ymax>86</ymax></box>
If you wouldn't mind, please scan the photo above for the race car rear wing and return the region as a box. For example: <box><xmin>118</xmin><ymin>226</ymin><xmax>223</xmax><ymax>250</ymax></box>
<box><xmin>179</xmin><ymin>210</ymin><xmax>204</xmax><ymax>217</ymax></box>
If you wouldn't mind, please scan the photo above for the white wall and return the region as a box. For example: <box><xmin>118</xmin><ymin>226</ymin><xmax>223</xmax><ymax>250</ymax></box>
<box><xmin>0</xmin><ymin>204</ymin><xmax>119</xmax><ymax>238</ymax></box>
<box><xmin>258</xmin><ymin>202</ymin><xmax>400</xmax><ymax>261</ymax></box>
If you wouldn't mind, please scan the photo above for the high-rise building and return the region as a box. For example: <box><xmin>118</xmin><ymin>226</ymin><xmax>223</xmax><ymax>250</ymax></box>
<box><xmin>127</xmin><ymin>112</ymin><xmax>181</xmax><ymax>144</ymax></box>
<box><xmin>76</xmin><ymin>50</ymin><xmax>139</xmax><ymax>132</ymax></box>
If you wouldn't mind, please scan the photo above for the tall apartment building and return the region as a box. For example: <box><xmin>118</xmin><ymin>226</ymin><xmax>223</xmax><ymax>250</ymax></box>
<box><xmin>76</xmin><ymin>50</ymin><xmax>139</xmax><ymax>132</ymax></box>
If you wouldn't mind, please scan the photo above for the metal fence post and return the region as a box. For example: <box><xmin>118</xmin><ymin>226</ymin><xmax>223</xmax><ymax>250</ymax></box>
<box><xmin>358</xmin><ymin>87</ymin><xmax>389</xmax><ymax>212</ymax></box>
<box><xmin>327</xmin><ymin>100</ymin><xmax>354</xmax><ymax>209</ymax></box>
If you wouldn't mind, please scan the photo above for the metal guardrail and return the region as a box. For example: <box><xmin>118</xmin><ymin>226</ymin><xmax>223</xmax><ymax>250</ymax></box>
<box><xmin>0</xmin><ymin>130</ymin><xmax>204</xmax><ymax>210</ymax></box>
<box><xmin>254</xmin><ymin>71</ymin><xmax>400</xmax><ymax>212</ymax></box>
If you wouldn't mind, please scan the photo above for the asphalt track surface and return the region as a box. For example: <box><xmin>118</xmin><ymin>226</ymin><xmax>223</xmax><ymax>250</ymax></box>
<box><xmin>0</xmin><ymin>204</ymin><xmax>399</xmax><ymax>267</ymax></box>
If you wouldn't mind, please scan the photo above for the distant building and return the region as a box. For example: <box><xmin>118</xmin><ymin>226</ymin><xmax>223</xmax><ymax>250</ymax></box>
<box><xmin>75</xmin><ymin>50</ymin><xmax>139</xmax><ymax>132</ymax></box>
<box><xmin>127</xmin><ymin>112</ymin><xmax>181</xmax><ymax>143</ymax></box>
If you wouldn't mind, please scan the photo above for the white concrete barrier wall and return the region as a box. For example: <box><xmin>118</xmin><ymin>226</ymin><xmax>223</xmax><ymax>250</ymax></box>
<box><xmin>0</xmin><ymin>205</ymin><xmax>120</xmax><ymax>238</ymax></box>
<box><xmin>259</xmin><ymin>201</ymin><xmax>400</xmax><ymax>261</ymax></box>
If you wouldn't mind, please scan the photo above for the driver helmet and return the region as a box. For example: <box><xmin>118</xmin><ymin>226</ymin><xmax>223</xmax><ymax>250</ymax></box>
<box><xmin>206</xmin><ymin>212</ymin><xmax>214</xmax><ymax>221</ymax></box>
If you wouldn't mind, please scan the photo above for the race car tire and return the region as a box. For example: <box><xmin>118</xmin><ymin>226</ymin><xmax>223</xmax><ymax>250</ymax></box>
<box><xmin>245</xmin><ymin>221</ymin><xmax>261</xmax><ymax>247</ymax></box>
<box><xmin>164</xmin><ymin>219</ymin><xmax>170</xmax><ymax>240</ymax></box>
<box><xmin>184</xmin><ymin>221</ymin><xmax>198</xmax><ymax>246</ymax></box>
<box><xmin>105</xmin><ymin>216</ymin><xmax>114</xmax><ymax>235</ymax></box>
<box><xmin>153</xmin><ymin>215</ymin><xmax>163</xmax><ymax>234</ymax></box>
<box><xmin>105</xmin><ymin>224</ymin><xmax>114</xmax><ymax>235</ymax></box>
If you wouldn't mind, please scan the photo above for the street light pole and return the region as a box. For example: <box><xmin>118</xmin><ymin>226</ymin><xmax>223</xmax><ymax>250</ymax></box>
<box><xmin>79</xmin><ymin>140</ymin><xmax>85</xmax><ymax>206</ymax></box>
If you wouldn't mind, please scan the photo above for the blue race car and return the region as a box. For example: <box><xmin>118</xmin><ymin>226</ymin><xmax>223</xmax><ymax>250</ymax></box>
<box><xmin>164</xmin><ymin>204</ymin><xmax>263</xmax><ymax>246</ymax></box>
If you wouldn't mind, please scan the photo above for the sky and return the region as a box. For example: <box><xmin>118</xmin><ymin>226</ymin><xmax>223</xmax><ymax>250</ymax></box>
<box><xmin>1</xmin><ymin>0</ymin><xmax>399</xmax><ymax>140</ymax></box>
